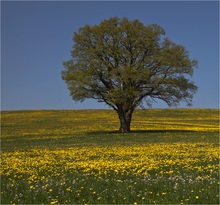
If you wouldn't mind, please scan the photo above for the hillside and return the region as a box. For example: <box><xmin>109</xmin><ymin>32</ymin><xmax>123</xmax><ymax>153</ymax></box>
<box><xmin>1</xmin><ymin>109</ymin><xmax>219</xmax><ymax>151</ymax></box>
<box><xmin>1</xmin><ymin>108</ymin><xmax>219</xmax><ymax>204</ymax></box>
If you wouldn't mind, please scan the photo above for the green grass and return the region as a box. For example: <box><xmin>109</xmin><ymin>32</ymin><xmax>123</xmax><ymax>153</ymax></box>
<box><xmin>1</xmin><ymin>109</ymin><xmax>219</xmax><ymax>204</ymax></box>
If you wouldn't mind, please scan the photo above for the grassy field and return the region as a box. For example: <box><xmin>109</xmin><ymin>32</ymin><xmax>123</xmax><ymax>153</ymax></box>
<box><xmin>1</xmin><ymin>109</ymin><xmax>219</xmax><ymax>204</ymax></box>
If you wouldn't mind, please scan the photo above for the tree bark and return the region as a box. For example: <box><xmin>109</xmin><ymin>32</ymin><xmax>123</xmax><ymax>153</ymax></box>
<box><xmin>117</xmin><ymin>108</ymin><xmax>133</xmax><ymax>133</ymax></box>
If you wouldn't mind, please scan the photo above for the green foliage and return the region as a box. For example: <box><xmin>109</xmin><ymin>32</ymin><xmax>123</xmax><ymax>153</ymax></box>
<box><xmin>62</xmin><ymin>17</ymin><xmax>197</xmax><ymax>109</ymax></box>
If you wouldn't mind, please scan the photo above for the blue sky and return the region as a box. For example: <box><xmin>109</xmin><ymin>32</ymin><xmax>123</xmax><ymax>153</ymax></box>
<box><xmin>1</xmin><ymin>1</ymin><xmax>219</xmax><ymax>110</ymax></box>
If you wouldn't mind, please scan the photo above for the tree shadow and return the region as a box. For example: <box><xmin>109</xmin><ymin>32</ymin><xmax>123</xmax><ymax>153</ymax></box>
<box><xmin>87</xmin><ymin>129</ymin><xmax>198</xmax><ymax>135</ymax></box>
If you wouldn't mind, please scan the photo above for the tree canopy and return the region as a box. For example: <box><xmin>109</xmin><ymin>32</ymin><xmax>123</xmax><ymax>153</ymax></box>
<box><xmin>62</xmin><ymin>17</ymin><xmax>198</xmax><ymax>132</ymax></box>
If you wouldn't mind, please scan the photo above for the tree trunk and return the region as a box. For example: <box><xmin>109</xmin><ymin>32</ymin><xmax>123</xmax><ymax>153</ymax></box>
<box><xmin>117</xmin><ymin>109</ymin><xmax>133</xmax><ymax>133</ymax></box>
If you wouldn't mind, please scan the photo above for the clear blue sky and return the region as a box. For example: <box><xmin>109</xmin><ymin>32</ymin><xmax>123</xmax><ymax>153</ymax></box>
<box><xmin>1</xmin><ymin>1</ymin><xmax>219</xmax><ymax>110</ymax></box>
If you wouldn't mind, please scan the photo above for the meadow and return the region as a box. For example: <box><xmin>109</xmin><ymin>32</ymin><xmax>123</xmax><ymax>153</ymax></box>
<box><xmin>1</xmin><ymin>109</ymin><xmax>219</xmax><ymax>204</ymax></box>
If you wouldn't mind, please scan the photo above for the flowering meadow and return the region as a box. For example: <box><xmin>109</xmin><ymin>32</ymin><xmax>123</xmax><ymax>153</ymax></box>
<box><xmin>1</xmin><ymin>109</ymin><xmax>219</xmax><ymax>204</ymax></box>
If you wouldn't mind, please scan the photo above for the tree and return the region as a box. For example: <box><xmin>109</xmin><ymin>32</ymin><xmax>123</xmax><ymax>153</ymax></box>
<box><xmin>62</xmin><ymin>17</ymin><xmax>198</xmax><ymax>133</ymax></box>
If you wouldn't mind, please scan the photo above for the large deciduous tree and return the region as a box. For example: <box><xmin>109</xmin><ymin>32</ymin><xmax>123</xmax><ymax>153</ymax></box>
<box><xmin>62</xmin><ymin>17</ymin><xmax>198</xmax><ymax>133</ymax></box>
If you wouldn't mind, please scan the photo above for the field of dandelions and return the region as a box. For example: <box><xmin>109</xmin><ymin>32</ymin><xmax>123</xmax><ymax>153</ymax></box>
<box><xmin>1</xmin><ymin>109</ymin><xmax>219</xmax><ymax>204</ymax></box>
